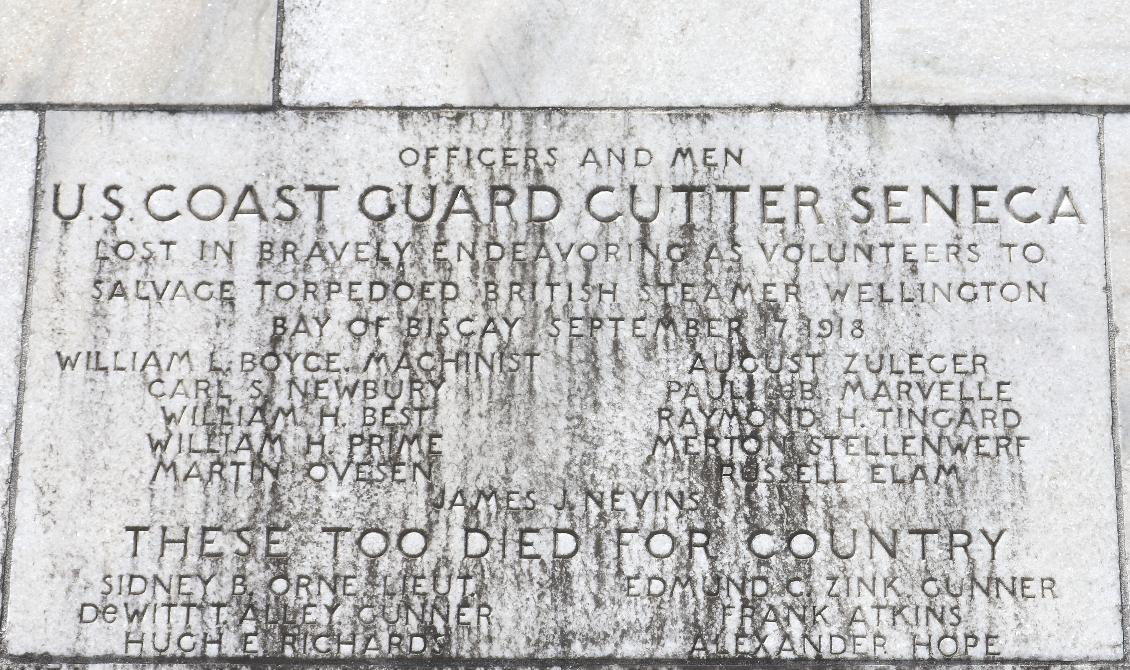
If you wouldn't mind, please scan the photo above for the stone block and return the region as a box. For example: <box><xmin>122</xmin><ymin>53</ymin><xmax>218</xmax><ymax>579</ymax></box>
<box><xmin>871</xmin><ymin>0</ymin><xmax>1130</xmax><ymax>104</ymax></box>
<box><xmin>281</xmin><ymin>0</ymin><xmax>862</xmax><ymax>107</ymax></box>
<box><xmin>0</xmin><ymin>1</ymin><xmax>276</xmax><ymax>105</ymax></box>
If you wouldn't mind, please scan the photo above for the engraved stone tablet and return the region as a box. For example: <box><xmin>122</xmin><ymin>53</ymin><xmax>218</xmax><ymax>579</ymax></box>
<box><xmin>7</xmin><ymin>111</ymin><xmax>1121</xmax><ymax>661</ymax></box>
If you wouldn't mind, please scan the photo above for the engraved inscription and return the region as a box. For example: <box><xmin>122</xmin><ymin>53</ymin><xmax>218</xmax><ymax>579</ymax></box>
<box><xmin>6</xmin><ymin>112</ymin><xmax>1121</xmax><ymax>661</ymax></box>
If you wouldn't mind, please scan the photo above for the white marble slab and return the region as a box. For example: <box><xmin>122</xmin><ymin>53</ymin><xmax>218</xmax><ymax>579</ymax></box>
<box><xmin>280</xmin><ymin>0</ymin><xmax>862</xmax><ymax>106</ymax></box>
<box><xmin>0</xmin><ymin>0</ymin><xmax>276</xmax><ymax>105</ymax></box>
<box><xmin>871</xmin><ymin>0</ymin><xmax>1130</xmax><ymax>104</ymax></box>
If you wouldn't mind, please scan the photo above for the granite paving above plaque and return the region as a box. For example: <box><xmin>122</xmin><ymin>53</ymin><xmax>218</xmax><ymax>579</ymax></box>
<box><xmin>5</xmin><ymin>110</ymin><xmax>1120</xmax><ymax>661</ymax></box>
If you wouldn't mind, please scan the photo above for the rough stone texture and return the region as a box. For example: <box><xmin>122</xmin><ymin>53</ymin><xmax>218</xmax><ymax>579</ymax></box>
<box><xmin>870</xmin><ymin>0</ymin><xmax>1130</xmax><ymax>105</ymax></box>
<box><xmin>1104</xmin><ymin>114</ymin><xmax>1130</xmax><ymax>636</ymax></box>
<box><xmin>0</xmin><ymin>1</ymin><xmax>276</xmax><ymax>105</ymax></box>
<box><xmin>280</xmin><ymin>0</ymin><xmax>862</xmax><ymax>107</ymax></box>
<box><xmin>22</xmin><ymin>663</ymin><xmax>1123</xmax><ymax>670</ymax></box>
<box><xmin>0</xmin><ymin>112</ymin><xmax>39</xmax><ymax>607</ymax></box>
<box><xmin>3</xmin><ymin>110</ymin><xmax>1118</xmax><ymax>661</ymax></box>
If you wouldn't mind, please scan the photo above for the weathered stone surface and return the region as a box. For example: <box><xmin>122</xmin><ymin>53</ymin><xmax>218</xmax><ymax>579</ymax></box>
<box><xmin>0</xmin><ymin>1</ymin><xmax>276</xmax><ymax>105</ymax></box>
<box><xmin>0</xmin><ymin>111</ymin><xmax>39</xmax><ymax>604</ymax></box>
<box><xmin>280</xmin><ymin>0</ymin><xmax>862</xmax><ymax>107</ymax></box>
<box><xmin>1104</xmin><ymin>114</ymin><xmax>1130</xmax><ymax>619</ymax></box>
<box><xmin>871</xmin><ymin>0</ymin><xmax>1130</xmax><ymax>105</ymax></box>
<box><xmin>5</xmin><ymin>110</ymin><xmax>1119</xmax><ymax>661</ymax></box>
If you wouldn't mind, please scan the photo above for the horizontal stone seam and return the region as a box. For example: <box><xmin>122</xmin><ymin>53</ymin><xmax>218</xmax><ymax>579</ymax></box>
<box><xmin>0</xmin><ymin>654</ymin><xmax>1125</xmax><ymax>667</ymax></box>
<box><xmin>0</xmin><ymin>103</ymin><xmax>1128</xmax><ymax>114</ymax></box>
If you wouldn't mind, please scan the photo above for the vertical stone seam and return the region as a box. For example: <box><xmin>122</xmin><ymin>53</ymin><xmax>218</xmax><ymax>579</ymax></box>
<box><xmin>273</xmin><ymin>0</ymin><xmax>286</xmax><ymax>108</ymax></box>
<box><xmin>1099</xmin><ymin>113</ymin><xmax>1130</xmax><ymax>662</ymax></box>
<box><xmin>859</xmin><ymin>0</ymin><xmax>872</xmax><ymax>105</ymax></box>
<box><xmin>0</xmin><ymin>110</ymin><xmax>46</xmax><ymax>653</ymax></box>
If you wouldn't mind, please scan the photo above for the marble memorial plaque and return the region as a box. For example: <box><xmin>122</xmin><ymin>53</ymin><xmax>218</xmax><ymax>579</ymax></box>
<box><xmin>6</xmin><ymin>111</ymin><xmax>1121</xmax><ymax>661</ymax></box>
